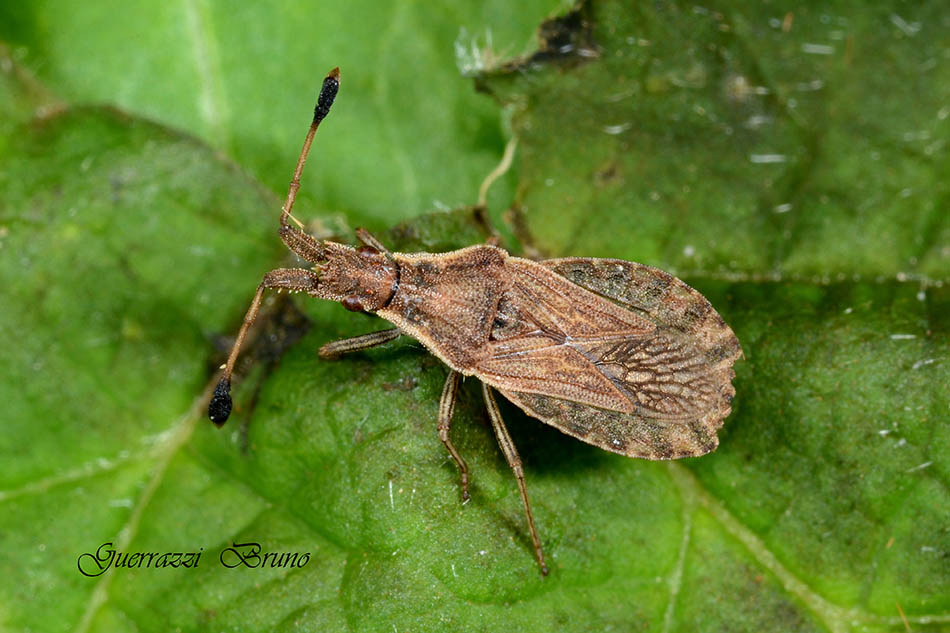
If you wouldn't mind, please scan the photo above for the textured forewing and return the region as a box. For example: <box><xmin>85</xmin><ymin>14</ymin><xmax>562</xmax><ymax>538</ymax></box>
<box><xmin>543</xmin><ymin>257</ymin><xmax>742</xmax><ymax>365</ymax></box>
<box><xmin>477</xmin><ymin>338</ymin><xmax>634</xmax><ymax>412</ymax></box>
<box><xmin>503</xmin><ymin>258</ymin><xmax>655</xmax><ymax>339</ymax></box>
<box><xmin>488</xmin><ymin>257</ymin><xmax>742</xmax><ymax>459</ymax></box>
<box><xmin>479</xmin><ymin>258</ymin><xmax>732</xmax><ymax>418</ymax></box>
<box><xmin>581</xmin><ymin>335</ymin><xmax>720</xmax><ymax>418</ymax></box>
<box><xmin>498</xmin><ymin>388</ymin><xmax>729</xmax><ymax>459</ymax></box>
<box><xmin>480</xmin><ymin>327</ymin><xmax>724</xmax><ymax>419</ymax></box>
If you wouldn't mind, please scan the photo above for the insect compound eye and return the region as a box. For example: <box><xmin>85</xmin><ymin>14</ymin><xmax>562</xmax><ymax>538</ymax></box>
<box><xmin>342</xmin><ymin>295</ymin><xmax>365</xmax><ymax>312</ymax></box>
<box><xmin>356</xmin><ymin>245</ymin><xmax>380</xmax><ymax>258</ymax></box>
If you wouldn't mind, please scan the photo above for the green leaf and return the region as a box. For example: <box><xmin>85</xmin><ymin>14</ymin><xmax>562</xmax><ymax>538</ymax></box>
<box><xmin>483</xmin><ymin>2</ymin><xmax>949</xmax><ymax>281</ymax></box>
<box><xmin>0</xmin><ymin>0</ymin><xmax>566</xmax><ymax>225</ymax></box>
<box><xmin>1</xmin><ymin>2</ymin><xmax>948</xmax><ymax>633</ymax></box>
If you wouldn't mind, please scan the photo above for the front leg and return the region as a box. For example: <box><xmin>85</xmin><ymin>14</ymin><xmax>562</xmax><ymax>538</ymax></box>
<box><xmin>209</xmin><ymin>268</ymin><xmax>320</xmax><ymax>425</ymax></box>
<box><xmin>317</xmin><ymin>328</ymin><xmax>401</xmax><ymax>358</ymax></box>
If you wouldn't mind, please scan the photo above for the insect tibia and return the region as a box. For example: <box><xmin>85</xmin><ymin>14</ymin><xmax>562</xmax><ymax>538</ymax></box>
<box><xmin>209</xmin><ymin>377</ymin><xmax>233</xmax><ymax>426</ymax></box>
<box><xmin>313</xmin><ymin>67</ymin><xmax>340</xmax><ymax>124</ymax></box>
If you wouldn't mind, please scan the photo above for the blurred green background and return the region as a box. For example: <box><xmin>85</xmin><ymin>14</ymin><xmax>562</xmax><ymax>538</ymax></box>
<box><xmin>1</xmin><ymin>1</ymin><xmax>947</xmax><ymax>632</ymax></box>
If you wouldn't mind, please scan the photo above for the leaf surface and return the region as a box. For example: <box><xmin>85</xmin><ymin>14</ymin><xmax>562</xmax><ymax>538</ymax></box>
<box><xmin>1</xmin><ymin>2</ymin><xmax>948</xmax><ymax>633</ymax></box>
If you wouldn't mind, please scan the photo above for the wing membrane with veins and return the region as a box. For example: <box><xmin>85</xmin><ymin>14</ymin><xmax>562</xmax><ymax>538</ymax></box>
<box><xmin>375</xmin><ymin>247</ymin><xmax>741</xmax><ymax>459</ymax></box>
<box><xmin>476</xmin><ymin>258</ymin><xmax>714</xmax><ymax>416</ymax></box>
<box><xmin>476</xmin><ymin>257</ymin><xmax>742</xmax><ymax>459</ymax></box>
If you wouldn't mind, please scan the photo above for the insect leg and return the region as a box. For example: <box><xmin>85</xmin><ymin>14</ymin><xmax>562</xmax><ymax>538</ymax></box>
<box><xmin>317</xmin><ymin>328</ymin><xmax>401</xmax><ymax>358</ymax></box>
<box><xmin>481</xmin><ymin>383</ymin><xmax>549</xmax><ymax>576</ymax></box>
<box><xmin>472</xmin><ymin>205</ymin><xmax>501</xmax><ymax>248</ymax></box>
<box><xmin>354</xmin><ymin>228</ymin><xmax>393</xmax><ymax>257</ymax></box>
<box><xmin>437</xmin><ymin>371</ymin><xmax>470</xmax><ymax>501</ymax></box>
<box><xmin>208</xmin><ymin>268</ymin><xmax>319</xmax><ymax>426</ymax></box>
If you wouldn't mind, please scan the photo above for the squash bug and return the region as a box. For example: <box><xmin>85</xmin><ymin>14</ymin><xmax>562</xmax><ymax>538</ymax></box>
<box><xmin>209</xmin><ymin>68</ymin><xmax>742</xmax><ymax>575</ymax></box>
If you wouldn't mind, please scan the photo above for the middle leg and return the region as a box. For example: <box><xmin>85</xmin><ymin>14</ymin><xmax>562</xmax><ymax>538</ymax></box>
<box><xmin>437</xmin><ymin>370</ymin><xmax>470</xmax><ymax>501</ymax></box>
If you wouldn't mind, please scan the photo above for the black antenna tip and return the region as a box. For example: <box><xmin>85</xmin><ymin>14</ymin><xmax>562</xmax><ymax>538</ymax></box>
<box><xmin>313</xmin><ymin>67</ymin><xmax>341</xmax><ymax>124</ymax></box>
<box><xmin>209</xmin><ymin>377</ymin><xmax>232</xmax><ymax>426</ymax></box>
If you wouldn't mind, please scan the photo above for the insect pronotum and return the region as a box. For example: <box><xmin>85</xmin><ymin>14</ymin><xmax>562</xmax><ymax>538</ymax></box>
<box><xmin>209</xmin><ymin>68</ymin><xmax>742</xmax><ymax>576</ymax></box>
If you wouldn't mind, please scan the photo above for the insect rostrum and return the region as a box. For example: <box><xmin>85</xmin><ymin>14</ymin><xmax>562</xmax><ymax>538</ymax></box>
<box><xmin>209</xmin><ymin>68</ymin><xmax>742</xmax><ymax>576</ymax></box>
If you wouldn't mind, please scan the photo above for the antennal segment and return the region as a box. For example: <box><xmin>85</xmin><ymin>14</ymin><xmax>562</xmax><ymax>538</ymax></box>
<box><xmin>210</xmin><ymin>67</ymin><xmax>340</xmax><ymax>425</ymax></box>
<box><xmin>280</xmin><ymin>67</ymin><xmax>341</xmax><ymax>228</ymax></box>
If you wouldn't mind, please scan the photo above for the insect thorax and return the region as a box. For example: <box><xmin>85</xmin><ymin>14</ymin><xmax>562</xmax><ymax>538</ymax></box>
<box><xmin>377</xmin><ymin>245</ymin><xmax>509</xmax><ymax>369</ymax></box>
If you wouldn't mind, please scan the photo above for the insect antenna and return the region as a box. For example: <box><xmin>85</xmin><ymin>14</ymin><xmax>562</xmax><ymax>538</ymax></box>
<box><xmin>281</xmin><ymin>67</ymin><xmax>341</xmax><ymax>230</ymax></box>
<box><xmin>208</xmin><ymin>67</ymin><xmax>340</xmax><ymax>426</ymax></box>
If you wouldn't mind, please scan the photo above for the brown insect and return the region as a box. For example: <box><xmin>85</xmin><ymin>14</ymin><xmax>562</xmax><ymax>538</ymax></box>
<box><xmin>209</xmin><ymin>68</ymin><xmax>742</xmax><ymax>576</ymax></box>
